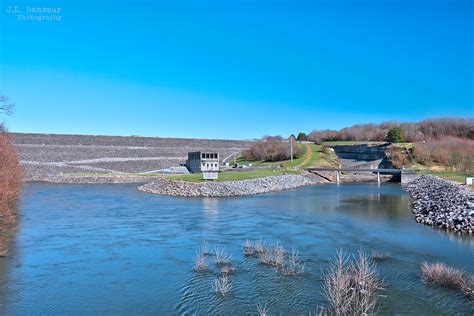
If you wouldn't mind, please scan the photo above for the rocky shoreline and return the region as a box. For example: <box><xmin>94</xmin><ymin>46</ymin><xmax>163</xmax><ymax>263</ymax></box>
<box><xmin>406</xmin><ymin>175</ymin><xmax>473</xmax><ymax>234</ymax></box>
<box><xmin>137</xmin><ymin>174</ymin><xmax>323</xmax><ymax>197</ymax></box>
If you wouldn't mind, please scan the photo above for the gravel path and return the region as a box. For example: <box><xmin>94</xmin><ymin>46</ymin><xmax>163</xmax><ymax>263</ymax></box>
<box><xmin>406</xmin><ymin>175</ymin><xmax>473</xmax><ymax>234</ymax></box>
<box><xmin>138</xmin><ymin>174</ymin><xmax>323</xmax><ymax>197</ymax></box>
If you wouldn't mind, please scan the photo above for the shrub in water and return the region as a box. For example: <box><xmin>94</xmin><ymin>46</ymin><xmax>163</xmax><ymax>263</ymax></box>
<box><xmin>421</xmin><ymin>262</ymin><xmax>473</xmax><ymax>300</ymax></box>
<box><xmin>322</xmin><ymin>250</ymin><xmax>382</xmax><ymax>315</ymax></box>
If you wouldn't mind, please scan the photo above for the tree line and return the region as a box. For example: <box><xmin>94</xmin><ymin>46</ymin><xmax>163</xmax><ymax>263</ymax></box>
<box><xmin>307</xmin><ymin>118</ymin><xmax>474</xmax><ymax>143</ymax></box>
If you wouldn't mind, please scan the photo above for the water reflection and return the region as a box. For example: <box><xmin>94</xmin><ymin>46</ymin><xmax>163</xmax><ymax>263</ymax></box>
<box><xmin>201</xmin><ymin>197</ymin><xmax>219</xmax><ymax>217</ymax></box>
<box><xmin>339</xmin><ymin>194</ymin><xmax>411</xmax><ymax>220</ymax></box>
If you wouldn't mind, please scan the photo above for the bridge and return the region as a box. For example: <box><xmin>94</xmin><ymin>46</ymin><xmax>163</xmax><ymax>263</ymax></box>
<box><xmin>306</xmin><ymin>168</ymin><xmax>421</xmax><ymax>184</ymax></box>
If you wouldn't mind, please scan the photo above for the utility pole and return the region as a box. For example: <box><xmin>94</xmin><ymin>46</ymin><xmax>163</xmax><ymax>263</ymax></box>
<box><xmin>290</xmin><ymin>135</ymin><xmax>293</xmax><ymax>164</ymax></box>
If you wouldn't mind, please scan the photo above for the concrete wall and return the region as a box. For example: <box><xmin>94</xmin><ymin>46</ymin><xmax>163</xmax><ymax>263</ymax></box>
<box><xmin>401</xmin><ymin>172</ymin><xmax>421</xmax><ymax>184</ymax></box>
<box><xmin>186</xmin><ymin>152</ymin><xmax>219</xmax><ymax>173</ymax></box>
<box><xmin>333</xmin><ymin>143</ymin><xmax>390</xmax><ymax>160</ymax></box>
<box><xmin>332</xmin><ymin>143</ymin><xmax>394</xmax><ymax>169</ymax></box>
<box><xmin>201</xmin><ymin>158</ymin><xmax>219</xmax><ymax>172</ymax></box>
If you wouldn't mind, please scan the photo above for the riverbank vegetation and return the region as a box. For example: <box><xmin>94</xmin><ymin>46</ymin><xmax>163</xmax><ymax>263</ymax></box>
<box><xmin>0</xmin><ymin>133</ymin><xmax>22</xmax><ymax>223</ymax></box>
<box><xmin>0</xmin><ymin>96</ymin><xmax>22</xmax><ymax>224</ymax></box>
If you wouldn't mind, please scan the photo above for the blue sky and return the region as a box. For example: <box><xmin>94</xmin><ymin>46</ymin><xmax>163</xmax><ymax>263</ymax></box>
<box><xmin>1</xmin><ymin>0</ymin><xmax>472</xmax><ymax>139</ymax></box>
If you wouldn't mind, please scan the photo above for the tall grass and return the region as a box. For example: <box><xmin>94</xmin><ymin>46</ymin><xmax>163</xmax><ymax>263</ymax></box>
<box><xmin>256</xmin><ymin>301</ymin><xmax>269</xmax><ymax>316</ymax></box>
<box><xmin>322</xmin><ymin>250</ymin><xmax>382</xmax><ymax>315</ymax></box>
<box><xmin>257</xmin><ymin>243</ymin><xmax>285</xmax><ymax>267</ymax></box>
<box><xmin>214</xmin><ymin>247</ymin><xmax>232</xmax><ymax>266</ymax></box>
<box><xmin>371</xmin><ymin>251</ymin><xmax>390</xmax><ymax>262</ymax></box>
<box><xmin>219</xmin><ymin>265</ymin><xmax>236</xmax><ymax>275</ymax></box>
<box><xmin>421</xmin><ymin>262</ymin><xmax>473</xmax><ymax>300</ymax></box>
<box><xmin>194</xmin><ymin>251</ymin><xmax>208</xmax><ymax>272</ymax></box>
<box><xmin>213</xmin><ymin>274</ymin><xmax>232</xmax><ymax>296</ymax></box>
<box><xmin>0</xmin><ymin>132</ymin><xmax>23</xmax><ymax>223</ymax></box>
<box><xmin>201</xmin><ymin>241</ymin><xmax>210</xmax><ymax>256</ymax></box>
<box><xmin>244</xmin><ymin>240</ymin><xmax>305</xmax><ymax>275</ymax></box>
<box><xmin>284</xmin><ymin>248</ymin><xmax>305</xmax><ymax>276</ymax></box>
<box><xmin>243</xmin><ymin>239</ymin><xmax>254</xmax><ymax>256</ymax></box>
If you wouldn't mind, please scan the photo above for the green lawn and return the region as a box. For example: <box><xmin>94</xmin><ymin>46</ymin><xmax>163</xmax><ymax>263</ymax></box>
<box><xmin>233</xmin><ymin>143</ymin><xmax>311</xmax><ymax>168</ymax></box>
<box><xmin>163</xmin><ymin>169</ymin><xmax>300</xmax><ymax>182</ymax></box>
<box><xmin>233</xmin><ymin>157</ymin><xmax>274</xmax><ymax>167</ymax></box>
<box><xmin>66</xmin><ymin>169</ymin><xmax>301</xmax><ymax>182</ymax></box>
<box><xmin>65</xmin><ymin>172</ymin><xmax>166</xmax><ymax>177</ymax></box>
<box><xmin>418</xmin><ymin>171</ymin><xmax>473</xmax><ymax>184</ymax></box>
<box><xmin>391</xmin><ymin>142</ymin><xmax>414</xmax><ymax>150</ymax></box>
<box><xmin>296</xmin><ymin>144</ymin><xmax>320</xmax><ymax>168</ymax></box>
<box><xmin>234</xmin><ymin>143</ymin><xmax>336</xmax><ymax>169</ymax></box>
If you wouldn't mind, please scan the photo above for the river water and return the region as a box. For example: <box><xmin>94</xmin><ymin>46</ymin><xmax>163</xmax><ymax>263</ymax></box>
<box><xmin>0</xmin><ymin>183</ymin><xmax>472</xmax><ymax>314</ymax></box>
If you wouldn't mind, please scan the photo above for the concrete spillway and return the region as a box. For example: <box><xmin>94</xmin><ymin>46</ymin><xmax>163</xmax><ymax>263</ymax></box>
<box><xmin>332</xmin><ymin>143</ymin><xmax>394</xmax><ymax>169</ymax></box>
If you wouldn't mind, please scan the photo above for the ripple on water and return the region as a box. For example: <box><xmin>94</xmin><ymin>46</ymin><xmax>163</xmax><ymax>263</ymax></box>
<box><xmin>1</xmin><ymin>183</ymin><xmax>472</xmax><ymax>314</ymax></box>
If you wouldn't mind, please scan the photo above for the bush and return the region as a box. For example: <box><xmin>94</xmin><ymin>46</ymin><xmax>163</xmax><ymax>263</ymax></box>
<box><xmin>322</xmin><ymin>250</ymin><xmax>382</xmax><ymax>315</ymax></box>
<box><xmin>413</xmin><ymin>143</ymin><xmax>430</xmax><ymax>164</ymax></box>
<box><xmin>386</xmin><ymin>127</ymin><xmax>405</xmax><ymax>143</ymax></box>
<box><xmin>242</xmin><ymin>136</ymin><xmax>303</xmax><ymax>162</ymax></box>
<box><xmin>297</xmin><ymin>132</ymin><xmax>308</xmax><ymax>142</ymax></box>
<box><xmin>390</xmin><ymin>147</ymin><xmax>410</xmax><ymax>168</ymax></box>
<box><xmin>421</xmin><ymin>262</ymin><xmax>473</xmax><ymax>299</ymax></box>
<box><xmin>413</xmin><ymin>137</ymin><xmax>474</xmax><ymax>171</ymax></box>
<box><xmin>0</xmin><ymin>132</ymin><xmax>23</xmax><ymax>223</ymax></box>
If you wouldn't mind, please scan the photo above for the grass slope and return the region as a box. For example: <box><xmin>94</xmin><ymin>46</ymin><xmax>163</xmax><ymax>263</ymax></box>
<box><xmin>235</xmin><ymin>143</ymin><xmax>339</xmax><ymax>169</ymax></box>
<box><xmin>418</xmin><ymin>171</ymin><xmax>473</xmax><ymax>184</ymax></box>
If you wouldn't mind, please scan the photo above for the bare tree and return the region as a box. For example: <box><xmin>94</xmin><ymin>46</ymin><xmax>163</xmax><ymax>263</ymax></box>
<box><xmin>309</xmin><ymin>118</ymin><xmax>474</xmax><ymax>143</ymax></box>
<box><xmin>0</xmin><ymin>95</ymin><xmax>14</xmax><ymax>116</ymax></box>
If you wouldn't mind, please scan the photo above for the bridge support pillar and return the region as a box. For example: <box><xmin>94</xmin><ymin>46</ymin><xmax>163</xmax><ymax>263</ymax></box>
<box><xmin>335</xmin><ymin>171</ymin><xmax>340</xmax><ymax>184</ymax></box>
<box><xmin>377</xmin><ymin>172</ymin><xmax>380</xmax><ymax>184</ymax></box>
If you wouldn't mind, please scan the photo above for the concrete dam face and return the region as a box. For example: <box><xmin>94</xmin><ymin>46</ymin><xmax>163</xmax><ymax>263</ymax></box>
<box><xmin>332</xmin><ymin>143</ymin><xmax>394</xmax><ymax>169</ymax></box>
